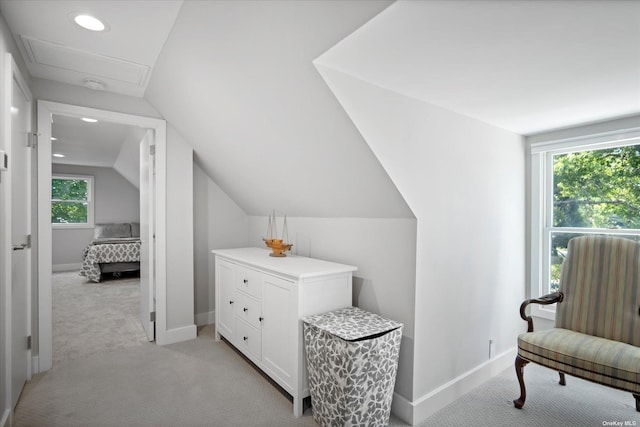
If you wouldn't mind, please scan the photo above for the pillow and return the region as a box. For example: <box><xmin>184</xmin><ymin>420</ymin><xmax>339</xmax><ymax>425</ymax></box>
<box><xmin>130</xmin><ymin>222</ymin><xmax>140</xmax><ymax>237</ymax></box>
<box><xmin>94</xmin><ymin>223</ymin><xmax>131</xmax><ymax>239</ymax></box>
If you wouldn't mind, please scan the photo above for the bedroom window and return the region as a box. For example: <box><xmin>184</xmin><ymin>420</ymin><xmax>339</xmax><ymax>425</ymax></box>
<box><xmin>52</xmin><ymin>174</ymin><xmax>95</xmax><ymax>228</ymax></box>
<box><xmin>530</xmin><ymin>129</ymin><xmax>640</xmax><ymax>319</ymax></box>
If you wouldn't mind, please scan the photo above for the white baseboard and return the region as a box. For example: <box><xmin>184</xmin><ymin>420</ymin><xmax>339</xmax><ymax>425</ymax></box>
<box><xmin>162</xmin><ymin>324</ymin><xmax>197</xmax><ymax>345</ymax></box>
<box><xmin>394</xmin><ymin>346</ymin><xmax>516</xmax><ymax>426</ymax></box>
<box><xmin>195</xmin><ymin>310</ymin><xmax>215</xmax><ymax>326</ymax></box>
<box><xmin>1</xmin><ymin>408</ymin><xmax>10</xmax><ymax>427</ymax></box>
<box><xmin>391</xmin><ymin>391</ymin><xmax>414</xmax><ymax>425</ymax></box>
<box><xmin>32</xmin><ymin>355</ymin><xmax>39</xmax><ymax>375</ymax></box>
<box><xmin>52</xmin><ymin>263</ymin><xmax>82</xmax><ymax>272</ymax></box>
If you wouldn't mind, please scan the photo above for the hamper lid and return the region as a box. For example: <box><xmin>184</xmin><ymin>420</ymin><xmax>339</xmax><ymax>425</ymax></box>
<box><xmin>303</xmin><ymin>306</ymin><xmax>402</xmax><ymax>341</ymax></box>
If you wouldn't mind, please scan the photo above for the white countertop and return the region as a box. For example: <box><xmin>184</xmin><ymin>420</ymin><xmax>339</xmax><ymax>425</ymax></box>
<box><xmin>212</xmin><ymin>247</ymin><xmax>357</xmax><ymax>279</ymax></box>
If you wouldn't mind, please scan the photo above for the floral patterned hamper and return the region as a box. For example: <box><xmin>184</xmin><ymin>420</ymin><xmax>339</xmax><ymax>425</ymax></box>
<box><xmin>303</xmin><ymin>307</ymin><xmax>403</xmax><ymax>427</ymax></box>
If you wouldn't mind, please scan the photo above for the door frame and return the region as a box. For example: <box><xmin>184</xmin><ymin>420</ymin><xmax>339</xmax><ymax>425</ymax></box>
<box><xmin>36</xmin><ymin>101</ymin><xmax>168</xmax><ymax>372</ymax></box>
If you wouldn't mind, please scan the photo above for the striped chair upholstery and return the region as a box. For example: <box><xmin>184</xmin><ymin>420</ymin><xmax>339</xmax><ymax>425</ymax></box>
<box><xmin>556</xmin><ymin>235</ymin><xmax>640</xmax><ymax>346</ymax></box>
<box><xmin>515</xmin><ymin>235</ymin><xmax>640</xmax><ymax>410</ymax></box>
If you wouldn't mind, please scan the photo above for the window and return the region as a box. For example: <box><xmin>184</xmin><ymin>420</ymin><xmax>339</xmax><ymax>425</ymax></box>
<box><xmin>530</xmin><ymin>130</ymin><xmax>640</xmax><ymax>319</ymax></box>
<box><xmin>52</xmin><ymin>175</ymin><xmax>94</xmax><ymax>228</ymax></box>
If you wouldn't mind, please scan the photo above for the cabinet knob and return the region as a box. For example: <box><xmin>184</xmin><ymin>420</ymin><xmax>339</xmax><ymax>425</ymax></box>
<box><xmin>243</xmin><ymin>307</ymin><xmax>248</xmax><ymax>312</ymax></box>
<box><xmin>243</xmin><ymin>336</ymin><xmax>248</xmax><ymax>341</ymax></box>
<box><xmin>243</xmin><ymin>278</ymin><xmax>248</xmax><ymax>284</ymax></box>
<box><xmin>259</xmin><ymin>316</ymin><xmax>264</xmax><ymax>322</ymax></box>
<box><xmin>229</xmin><ymin>300</ymin><xmax>234</xmax><ymax>305</ymax></box>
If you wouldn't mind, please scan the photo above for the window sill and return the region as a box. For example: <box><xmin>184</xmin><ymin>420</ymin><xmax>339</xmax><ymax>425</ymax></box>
<box><xmin>532</xmin><ymin>304</ymin><xmax>556</xmax><ymax>321</ymax></box>
<box><xmin>52</xmin><ymin>224</ymin><xmax>94</xmax><ymax>230</ymax></box>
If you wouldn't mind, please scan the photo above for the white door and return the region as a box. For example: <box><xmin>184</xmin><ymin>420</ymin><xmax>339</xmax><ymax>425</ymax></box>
<box><xmin>139</xmin><ymin>130</ymin><xmax>155</xmax><ymax>341</ymax></box>
<box><xmin>8</xmin><ymin>55</ymin><xmax>32</xmax><ymax>409</ymax></box>
<box><xmin>215</xmin><ymin>260</ymin><xmax>236</xmax><ymax>340</ymax></box>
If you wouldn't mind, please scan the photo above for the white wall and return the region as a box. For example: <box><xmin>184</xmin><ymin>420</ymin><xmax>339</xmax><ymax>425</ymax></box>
<box><xmin>113</xmin><ymin>128</ymin><xmax>147</xmax><ymax>189</ymax></box>
<box><xmin>144</xmin><ymin>0</ymin><xmax>409</xmax><ymax>219</ymax></box>
<box><xmin>314</xmin><ymin>66</ymin><xmax>526</xmax><ymax>424</ymax></box>
<box><xmin>51</xmin><ymin>164</ymin><xmax>140</xmax><ymax>268</ymax></box>
<box><xmin>193</xmin><ymin>163</ymin><xmax>249</xmax><ymax>325</ymax></box>
<box><xmin>165</xmin><ymin>125</ymin><xmax>195</xmax><ymax>334</ymax></box>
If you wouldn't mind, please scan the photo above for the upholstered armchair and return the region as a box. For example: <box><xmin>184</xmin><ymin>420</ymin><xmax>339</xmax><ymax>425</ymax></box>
<box><xmin>514</xmin><ymin>235</ymin><xmax>640</xmax><ymax>412</ymax></box>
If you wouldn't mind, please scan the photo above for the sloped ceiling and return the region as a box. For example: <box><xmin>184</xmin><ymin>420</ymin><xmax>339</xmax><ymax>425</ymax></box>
<box><xmin>6</xmin><ymin>1</ymin><xmax>636</xmax><ymax>220</ymax></box>
<box><xmin>315</xmin><ymin>0</ymin><xmax>640</xmax><ymax>135</ymax></box>
<box><xmin>51</xmin><ymin>114</ymin><xmax>145</xmax><ymax>170</ymax></box>
<box><xmin>144</xmin><ymin>0</ymin><xmax>414</xmax><ymax>218</ymax></box>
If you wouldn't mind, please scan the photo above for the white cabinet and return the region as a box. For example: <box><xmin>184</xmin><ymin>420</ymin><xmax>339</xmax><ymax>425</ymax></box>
<box><xmin>213</xmin><ymin>247</ymin><xmax>356</xmax><ymax>417</ymax></box>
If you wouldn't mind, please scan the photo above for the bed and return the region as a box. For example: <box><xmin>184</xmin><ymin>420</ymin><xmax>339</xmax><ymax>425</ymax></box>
<box><xmin>80</xmin><ymin>223</ymin><xmax>141</xmax><ymax>283</ymax></box>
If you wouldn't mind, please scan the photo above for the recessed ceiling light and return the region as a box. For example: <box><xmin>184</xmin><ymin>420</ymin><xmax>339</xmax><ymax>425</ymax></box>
<box><xmin>83</xmin><ymin>78</ymin><xmax>106</xmax><ymax>91</ymax></box>
<box><xmin>74</xmin><ymin>14</ymin><xmax>106</xmax><ymax>32</ymax></box>
<box><xmin>82</xmin><ymin>117</ymin><xmax>98</xmax><ymax>123</ymax></box>
<box><xmin>51</xmin><ymin>137</ymin><xmax>57</xmax><ymax>141</ymax></box>
<box><xmin>53</xmin><ymin>153</ymin><xmax>65</xmax><ymax>158</ymax></box>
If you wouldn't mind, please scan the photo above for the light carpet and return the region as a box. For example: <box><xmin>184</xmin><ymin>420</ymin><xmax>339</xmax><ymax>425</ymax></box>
<box><xmin>52</xmin><ymin>270</ymin><xmax>148</xmax><ymax>366</ymax></box>
<box><xmin>22</xmin><ymin>272</ymin><xmax>640</xmax><ymax>427</ymax></box>
<box><xmin>14</xmin><ymin>323</ymin><xmax>639</xmax><ymax>426</ymax></box>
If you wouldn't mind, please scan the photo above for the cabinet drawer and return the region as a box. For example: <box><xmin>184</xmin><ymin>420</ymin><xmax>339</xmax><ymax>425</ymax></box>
<box><xmin>236</xmin><ymin>320</ymin><xmax>261</xmax><ymax>360</ymax></box>
<box><xmin>235</xmin><ymin>292</ymin><xmax>261</xmax><ymax>328</ymax></box>
<box><xmin>235</xmin><ymin>265</ymin><xmax>262</xmax><ymax>298</ymax></box>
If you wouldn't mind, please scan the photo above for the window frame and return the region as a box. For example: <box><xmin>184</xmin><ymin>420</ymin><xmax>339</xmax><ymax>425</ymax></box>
<box><xmin>530</xmin><ymin>128</ymin><xmax>640</xmax><ymax>320</ymax></box>
<box><xmin>51</xmin><ymin>174</ymin><xmax>95</xmax><ymax>229</ymax></box>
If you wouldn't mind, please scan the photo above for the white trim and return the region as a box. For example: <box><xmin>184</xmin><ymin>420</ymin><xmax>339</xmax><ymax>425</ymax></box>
<box><xmin>36</xmin><ymin>103</ymin><xmax>53</xmax><ymax>372</ymax></box>
<box><xmin>154</xmin><ymin>122</ymin><xmax>168</xmax><ymax>346</ymax></box>
<box><xmin>37</xmin><ymin>101</ymin><xmax>167</xmax><ymax>370</ymax></box>
<box><xmin>402</xmin><ymin>347</ymin><xmax>516</xmax><ymax>426</ymax></box>
<box><xmin>390</xmin><ymin>392</ymin><xmax>413</xmax><ymax>425</ymax></box>
<box><xmin>530</xmin><ymin>127</ymin><xmax>640</xmax><ymax>153</ymax></box>
<box><xmin>195</xmin><ymin>310</ymin><xmax>215</xmax><ymax>326</ymax></box>
<box><xmin>52</xmin><ymin>263</ymin><xmax>82</xmax><ymax>272</ymax></box>
<box><xmin>529</xmin><ymin>128</ymin><xmax>640</xmax><ymax>320</ymax></box>
<box><xmin>0</xmin><ymin>409</ymin><xmax>9</xmax><ymax>427</ymax></box>
<box><xmin>163</xmin><ymin>325</ymin><xmax>197</xmax><ymax>345</ymax></box>
<box><xmin>31</xmin><ymin>356</ymin><xmax>38</xmax><ymax>376</ymax></box>
<box><xmin>1</xmin><ymin>54</ymin><xmax>12</xmax><ymax>427</ymax></box>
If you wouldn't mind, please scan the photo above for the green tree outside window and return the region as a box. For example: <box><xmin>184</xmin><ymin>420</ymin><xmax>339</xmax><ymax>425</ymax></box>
<box><xmin>549</xmin><ymin>144</ymin><xmax>640</xmax><ymax>291</ymax></box>
<box><xmin>52</xmin><ymin>176</ymin><xmax>92</xmax><ymax>224</ymax></box>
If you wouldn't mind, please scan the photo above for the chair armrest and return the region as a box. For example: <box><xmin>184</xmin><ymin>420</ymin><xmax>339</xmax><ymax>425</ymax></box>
<box><xmin>519</xmin><ymin>292</ymin><xmax>564</xmax><ymax>332</ymax></box>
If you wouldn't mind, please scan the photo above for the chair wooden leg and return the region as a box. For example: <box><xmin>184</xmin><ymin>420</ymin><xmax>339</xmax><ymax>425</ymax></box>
<box><xmin>513</xmin><ymin>355</ymin><xmax>529</xmax><ymax>409</ymax></box>
<box><xmin>559</xmin><ymin>372</ymin><xmax>566</xmax><ymax>386</ymax></box>
<box><xmin>633</xmin><ymin>393</ymin><xmax>639</xmax><ymax>412</ymax></box>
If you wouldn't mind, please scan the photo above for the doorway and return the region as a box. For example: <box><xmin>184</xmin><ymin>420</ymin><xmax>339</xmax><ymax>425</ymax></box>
<box><xmin>49</xmin><ymin>114</ymin><xmax>148</xmax><ymax>365</ymax></box>
<box><xmin>36</xmin><ymin>101</ymin><xmax>168</xmax><ymax>373</ymax></box>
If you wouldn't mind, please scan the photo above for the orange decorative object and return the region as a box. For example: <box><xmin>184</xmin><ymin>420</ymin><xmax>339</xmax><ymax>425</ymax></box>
<box><xmin>263</xmin><ymin>210</ymin><xmax>293</xmax><ymax>257</ymax></box>
<box><xmin>263</xmin><ymin>238</ymin><xmax>293</xmax><ymax>257</ymax></box>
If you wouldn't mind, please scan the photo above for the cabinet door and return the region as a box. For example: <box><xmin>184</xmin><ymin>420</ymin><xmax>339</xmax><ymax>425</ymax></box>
<box><xmin>216</xmin><ymin>260</ymin><xmax>236</xmax><ymax>340</ymax></box>
<box><xmin>262</xmin><ymin>275</ymin><xmax>296</xmax><ymax>392</ymax></box>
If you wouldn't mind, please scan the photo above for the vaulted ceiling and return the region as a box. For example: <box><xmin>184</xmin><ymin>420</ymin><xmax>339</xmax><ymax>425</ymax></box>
<box><xmin>315</xmin><ymin>0</ymin><xmax>640</xmax><ymax>135</ymax></box>
<box><xmin>144</xmin><ymin>0</ymin><xmax>410</xmax><ymax>217</ymax></box>
<box><xmin>2</xmin><ymin>0</ymin><xmax>638</xmax><ymax>218</ymax></box>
